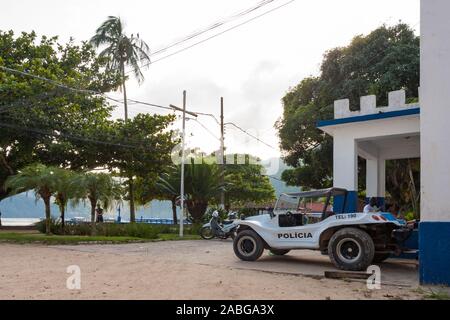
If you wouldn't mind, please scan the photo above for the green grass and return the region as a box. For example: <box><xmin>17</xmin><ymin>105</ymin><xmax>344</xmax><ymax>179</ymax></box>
<box><xmin>413</xmin><ymin>287</ymin><xmax>450</xmax><ymax>300</ymax></box>
<box><xmin>0</xmin><ymin>232</ymin><xmax>201</xmax><ymax>245</ymax></box>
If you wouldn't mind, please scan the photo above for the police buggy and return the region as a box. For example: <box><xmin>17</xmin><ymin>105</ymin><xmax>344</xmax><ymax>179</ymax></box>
<box><xmin>233</xmin><ymin>188</ymin><xmax>412</xmax><ymax>271</ymax></box>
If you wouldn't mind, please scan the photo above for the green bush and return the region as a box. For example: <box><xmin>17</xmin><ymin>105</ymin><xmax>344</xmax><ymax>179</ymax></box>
<box><xmin>35</xmin><ymin>219</ymin><xmax>201</xmax><ymax>238</ymax></box>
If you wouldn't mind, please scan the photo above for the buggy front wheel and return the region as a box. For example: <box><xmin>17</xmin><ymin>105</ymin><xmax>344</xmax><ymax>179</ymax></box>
<box><xmin>233</xmin><ymin>230</ymin><xmax>264</xmax><ymax>261</ymax></box>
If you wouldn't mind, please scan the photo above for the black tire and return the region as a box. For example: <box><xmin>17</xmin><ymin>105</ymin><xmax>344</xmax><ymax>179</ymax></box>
<box><xmin>233</xmin><ymin>229</ymin><xmax>265</xmax><ymax>261</ymax></box>
<box><xmin>373</xmin><ymin>252</ymin><xmax>391</xmax><ymax>263</ymax></box>
<box><xmin>328</xmin><ymin>227</ymin><xmax>375</xmax><ymax>271</ymax></box>
<box><xmin>200</xmin><ymin>226</ymin><xmax>214</xmax><ymax>240</ymax></box>
<box><xmin>269</xmin><ymin>249</ymin><xmax>290</xmax><ymax>256</ymax></box>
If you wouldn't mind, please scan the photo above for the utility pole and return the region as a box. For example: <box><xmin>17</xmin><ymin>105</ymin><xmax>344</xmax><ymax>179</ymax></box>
<box><xmin>180</xmin><ymin>91</ymin><xmax>186</xmax><ymax>237</ymax></box>
<box><xmin>170</xmin><ymin>91</ymin><xmax>197</xmax><ymax>237</ymax></box>
<box><xmin>220</xmin><ymin>97</ymin><xmax>225</xmax><ymax>210</ymax></box>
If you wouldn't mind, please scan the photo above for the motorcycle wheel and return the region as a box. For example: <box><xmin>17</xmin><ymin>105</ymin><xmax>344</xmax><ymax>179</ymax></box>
<box><xmin>200</xmin><ymin>226</ymin><xmax>215</xmax><ymax>240</ymax></box>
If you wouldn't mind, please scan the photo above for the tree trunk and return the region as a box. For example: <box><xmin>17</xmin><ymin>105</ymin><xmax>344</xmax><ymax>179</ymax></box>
<box><xmin>171</xmin><ymin>198</ymin><xmax>177</xmax><ymax>225</ymax></box>
<box><xmin>59</xmin><ymin>204</ymin><xmax>65</xmax><ymax>235</ymax></box>
<box><xmin>89</xmin><ymin>197</ymin><xmax>96</xmax><ymax>236</ymax></box>
<box><xmin>43</xmin><ymin>197</ymin><xmax>51</xmax><ymax>235</ymax></box>
<box><xmin>121</xmin><ymin>61</ymin><xmax>128</xmax><ymax>121</ymax></box>
<box><xmin>129</xmin><ymin>177</ymin><xmax>136</xmax><ymax>223</ymax></box>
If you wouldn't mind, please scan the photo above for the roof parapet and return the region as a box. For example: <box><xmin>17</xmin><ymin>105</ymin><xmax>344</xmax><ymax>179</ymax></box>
<box><xmin>333</xmin><ymin>89</ymin><xmax>419</xmax><ymax>119</ymax></box>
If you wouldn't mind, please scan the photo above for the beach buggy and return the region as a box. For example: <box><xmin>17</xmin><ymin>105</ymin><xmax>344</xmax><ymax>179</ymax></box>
<box><xmin>233</xmin><ymin>188</ymin><xmax>412</xmax><ymax>271</ymax></box>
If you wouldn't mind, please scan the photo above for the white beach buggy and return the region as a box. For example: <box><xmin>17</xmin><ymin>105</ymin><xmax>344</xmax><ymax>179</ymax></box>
<box><xmin>233</xmin><ymin>188</ymin><xmax>412</xmax><ymax>271</ymax></box>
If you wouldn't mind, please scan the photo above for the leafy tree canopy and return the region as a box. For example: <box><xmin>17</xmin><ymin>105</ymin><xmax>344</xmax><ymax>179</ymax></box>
<box><xmin>0</xmin><ymin>30</ymin><xmax>122</xmax><ymax>199</ymax></box>
<box><xmin>276</xmin><ymin>23</ymin><xmax>420</xmax><ymax>197</ymax></box>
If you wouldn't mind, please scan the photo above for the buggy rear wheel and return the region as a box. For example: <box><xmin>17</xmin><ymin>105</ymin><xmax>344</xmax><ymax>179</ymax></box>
<box><xmin>233</xmin><ymin>230</ymin><xmax>264</xmax><ymax>261</ymax></box>
<box><xmin>328</xmin><ymin>227</ymin><xmax>374</xmax><ymax>271</ymax></box>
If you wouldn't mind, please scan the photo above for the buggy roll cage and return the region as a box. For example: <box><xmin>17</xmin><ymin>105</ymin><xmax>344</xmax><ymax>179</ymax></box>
<box><xmin>274</xmin><ymin>187</ymin><xmax>349</xmax><ymax>221</ymax></box>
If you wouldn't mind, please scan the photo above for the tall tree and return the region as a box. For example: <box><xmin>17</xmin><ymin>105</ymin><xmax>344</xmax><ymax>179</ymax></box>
<box><xmin>276</xmin><ymin>23</ymin><xmax>420</xmax><ymax>210</ymax></box>
<box><xmin>90</xmin><ymin>16</ymin><xmax>151</xmax><ymax>221</ymax></box>
<box><xmin>0</xmin><ymin>30</ymin><xmax>121</xmax><ymax>200</ymax></box>
<box><xmin>4</xmin><ymin>164</ymin><xmax>61</xmax><ymax>234</ymax></box>
<box><xmin>107</xmin><ymin>113</ymin><xmax>176</xmax><ymax>222</ymax></box>
<box><xmin>90</xmin><ymin>16</ymin><xmax>151</xmax><ymax>121</ymax></box>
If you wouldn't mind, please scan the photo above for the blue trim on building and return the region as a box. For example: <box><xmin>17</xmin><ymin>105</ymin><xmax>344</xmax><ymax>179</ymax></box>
<box><xmin>317</xmin><ymin>107</ymin><xmax>420</xmax><ymax>128</ymax></box>
<box><xmin>334</xmin><ymin>191</ymin><xmax>357</xmax><ymax>213</ymax></box>
<box><xmin>419</xmin><ymin>221</ymin><xmax>450</xmax><ymax>285</ymax></box>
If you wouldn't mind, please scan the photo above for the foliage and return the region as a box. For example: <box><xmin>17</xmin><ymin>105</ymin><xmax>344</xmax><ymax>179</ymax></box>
<box><xmin>35</xmin><ymin>218</ymin><xmax>201</xmax><ymax>238</ymax></box>
<box><xmin>0</xmin><ymin>30</ymin><xmax>121</xmax><ymax>200</ymax></box>
<box><xmin>156</xmin><ymin>159</ymin><xmax>226</xmax><ymax>223</ymax></box>
<box><xmin>53</xmin><ymin>168</ymin><xmax>77</xmax><ymax>231</ymax></box>
<box><xmin>106</xmin><ymin>113</ymin><xmax>177</xmax><ymax>222</ymax></box>
<box><xmin>276</xmin><ymin>23</ymin><xmax>420</xmax><ymax>212</ymax></box>
<box><xmin>90</xmin><ymin>16</ymin><xmax>151</xmax><ymax>86</ymax></box>
<box><xmin>223</xmin><ymin>154</ymin><xmax>276</xmax><ymax>208</ymax></box>
<box><xmin>70</xmin><ymin>172</ymin><xmax>122</xmax><ymax>231</ymax></box>
<box><xmin>4</xmin><ymin>163</ymin><xmax>63</xmax><ymax>234</ymax></box>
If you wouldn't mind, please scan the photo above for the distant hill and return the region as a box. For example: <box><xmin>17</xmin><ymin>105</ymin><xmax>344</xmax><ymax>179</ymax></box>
<box><xmin>0</xmin><ymin>158</ymin><xmax>299</xmax><ymax>219</ymax></box>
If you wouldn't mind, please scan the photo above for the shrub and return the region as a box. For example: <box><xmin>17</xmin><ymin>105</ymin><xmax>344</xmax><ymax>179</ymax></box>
<box><xmin>36</xmin><ymin>219</ymin><xmax>159</xmax><ymax>239</ymax></box>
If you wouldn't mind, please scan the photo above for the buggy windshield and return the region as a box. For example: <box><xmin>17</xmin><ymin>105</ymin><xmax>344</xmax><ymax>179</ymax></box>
<box><xmin>274</xmin><ymin>188</ymin><xmax>348</xmax><ymax>220</ymax></box>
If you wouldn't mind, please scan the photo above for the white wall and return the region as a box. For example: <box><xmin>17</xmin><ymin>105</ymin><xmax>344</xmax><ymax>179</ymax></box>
<box><xmin>421</xmin><ymin>0</ymin><xmax>450</xmax><ymax>221</ymax></box>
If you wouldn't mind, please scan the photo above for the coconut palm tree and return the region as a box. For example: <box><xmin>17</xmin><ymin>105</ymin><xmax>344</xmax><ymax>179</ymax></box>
<box><xmin>157</xmin><ymin>161</ymin><xmax>226</xmax><ymax>223</ymax></box>
<box><xmin>90</xmin><ymin>16</ymin><xmax>151</xmax><ymax>121</ymax></box>
<box><xmin>4</xmin><ymin>164</ymin><xmax>60</xmax><ymax>234</ymax></box>
<box><xmin>90</xmin><ymin>16</ymin><xmax>151</xmax><ymax>223</ymax></box>
<box><xmin>70</xmin><ymin>172</ymin><xmax>121</xmax><ymax>234</ymax></box>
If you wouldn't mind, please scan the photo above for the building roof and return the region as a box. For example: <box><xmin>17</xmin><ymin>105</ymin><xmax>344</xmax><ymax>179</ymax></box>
<box><xmin>317</xmin><ymin>107</ymin><xmax>420</xmax><ymax>128</ymax></box>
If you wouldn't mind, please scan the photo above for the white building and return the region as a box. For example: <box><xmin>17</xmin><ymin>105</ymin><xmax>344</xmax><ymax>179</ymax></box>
<box><xmin>317</xmin><ymin>0</ymin><xmax>450</xmax><ymax>285</ymax></box>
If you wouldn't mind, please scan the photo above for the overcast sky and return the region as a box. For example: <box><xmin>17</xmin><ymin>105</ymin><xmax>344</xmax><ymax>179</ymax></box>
<box><xmin>1</xmin><ymin>0</ymin><xmax>420</xmax><ymax>160</ymax></box>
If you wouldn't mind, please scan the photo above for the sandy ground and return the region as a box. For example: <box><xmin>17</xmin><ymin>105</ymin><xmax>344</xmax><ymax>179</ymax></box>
<box><xmin>0</xmin><ymin>240</ymin><xmax>436</xmax><ymax>300</ymax></box>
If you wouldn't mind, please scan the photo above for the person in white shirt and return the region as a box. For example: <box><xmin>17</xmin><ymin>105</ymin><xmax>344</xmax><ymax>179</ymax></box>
<box><xmin>363</xmin><ymin>197</ymin><xmax>379</xmax><ymax>213</ymax></box>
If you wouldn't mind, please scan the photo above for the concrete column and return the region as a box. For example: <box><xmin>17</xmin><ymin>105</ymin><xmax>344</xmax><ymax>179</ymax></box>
<box><xmin>366</xmin><ymin>158</ymin><xmax>386</xmax><ymax>209</ymax></box>
<box><xmin>333</xmin><ymin>135</ymin><xmax>357</xmax><ymax>213</ymax></box>
<box><xmin>420</xmin><ymin>0</ymin><xmax>450</xmax><ymax>285</ymax></box>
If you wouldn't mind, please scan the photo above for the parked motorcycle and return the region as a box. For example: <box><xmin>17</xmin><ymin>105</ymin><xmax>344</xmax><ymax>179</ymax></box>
<box><xmin>200</xmin><ymin>211</ymin><xmax>238</xmax><ymax>240</ymax></box>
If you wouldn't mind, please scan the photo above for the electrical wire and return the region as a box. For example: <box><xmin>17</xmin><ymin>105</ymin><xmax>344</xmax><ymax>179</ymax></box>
<box><xmin>137</xmin><ymin>0</ymin><xmax>296</xmax><ymax>67</ymax></box>
<box><xmin>225</xmin><ymin>121</ymin><xmax>277</xmax><ymax>150</ymax></box>
<box><xmin>147</xmin><ymin>0</ymin><xmax>277</xmax><ymax>59</ymax></box>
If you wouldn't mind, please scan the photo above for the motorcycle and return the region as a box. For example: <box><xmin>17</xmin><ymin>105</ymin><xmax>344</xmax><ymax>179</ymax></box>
<box><xmin>200</xmin><ymin>211</ymin><xmax>238</xmax><ymax>240</ymax></box>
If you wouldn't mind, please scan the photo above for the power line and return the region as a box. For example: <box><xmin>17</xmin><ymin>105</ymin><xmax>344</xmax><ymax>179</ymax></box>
<box><xmin>225</xmin><ymin>121</ymin><xmax>277</xmax><ymax>150</ymax></box>
<box><xmin>0</xmin><ymin>66</ymin><xmax>98</xmax><ymax>95</ymax></box>
<box><xmin>147</xmin><ymin>0</ymin><xmax>277</xmax><ymax>59</ymax></box>
<box><xmin>187</xmin><ymin>118</ymin><xmax>220</xmax><ymax>141</ymax></box>
<box><xmin>0</xmin><ymin>121</ymin><xmax>138</xmax><ymax>149</ymax></box>
<box><xmin>138</xmin><ymin>0</ymin><xmax>296</xmax><ymax>67</ymax></box>
<box><xmin>0</xmin><ymin>65</ymin><xmax>189</xmax><ymax>115</ymax></box>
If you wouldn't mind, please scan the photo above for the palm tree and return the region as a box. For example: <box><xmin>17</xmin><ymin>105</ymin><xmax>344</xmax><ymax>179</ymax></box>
<box><xmin>90</xmin><ymin>16</ymin><xmax>151</xmax><ymax>121</ymax></box>
<box><xmin>71</xmin><ymin>172</ymin><xmax>121</xmax><ymax>234</ymax></box>
<box><xmin>5</xmin><ymin>164</ymin><xmax>60</xmax><ymax>234</ymax></box>
<box><xmin>157</xmin><ymin>161</ymin><xmax>226</xmax><ymax>223</ymax></box>
<box><xmin>90</xmin><ymin>16</ymin><xmax>151</xmax><ymax>223</ymax></box>
<box><xmin>53</xmin><ymin>169</ymin><xmax>76</xmax><ymax>233</ymax></box>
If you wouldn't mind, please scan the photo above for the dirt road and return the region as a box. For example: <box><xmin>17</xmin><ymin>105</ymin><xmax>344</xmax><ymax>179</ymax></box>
<box><xmin>0</xmin><ymin>240</ymin><xmax>427</xmax><ymax>299</ymax></box>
